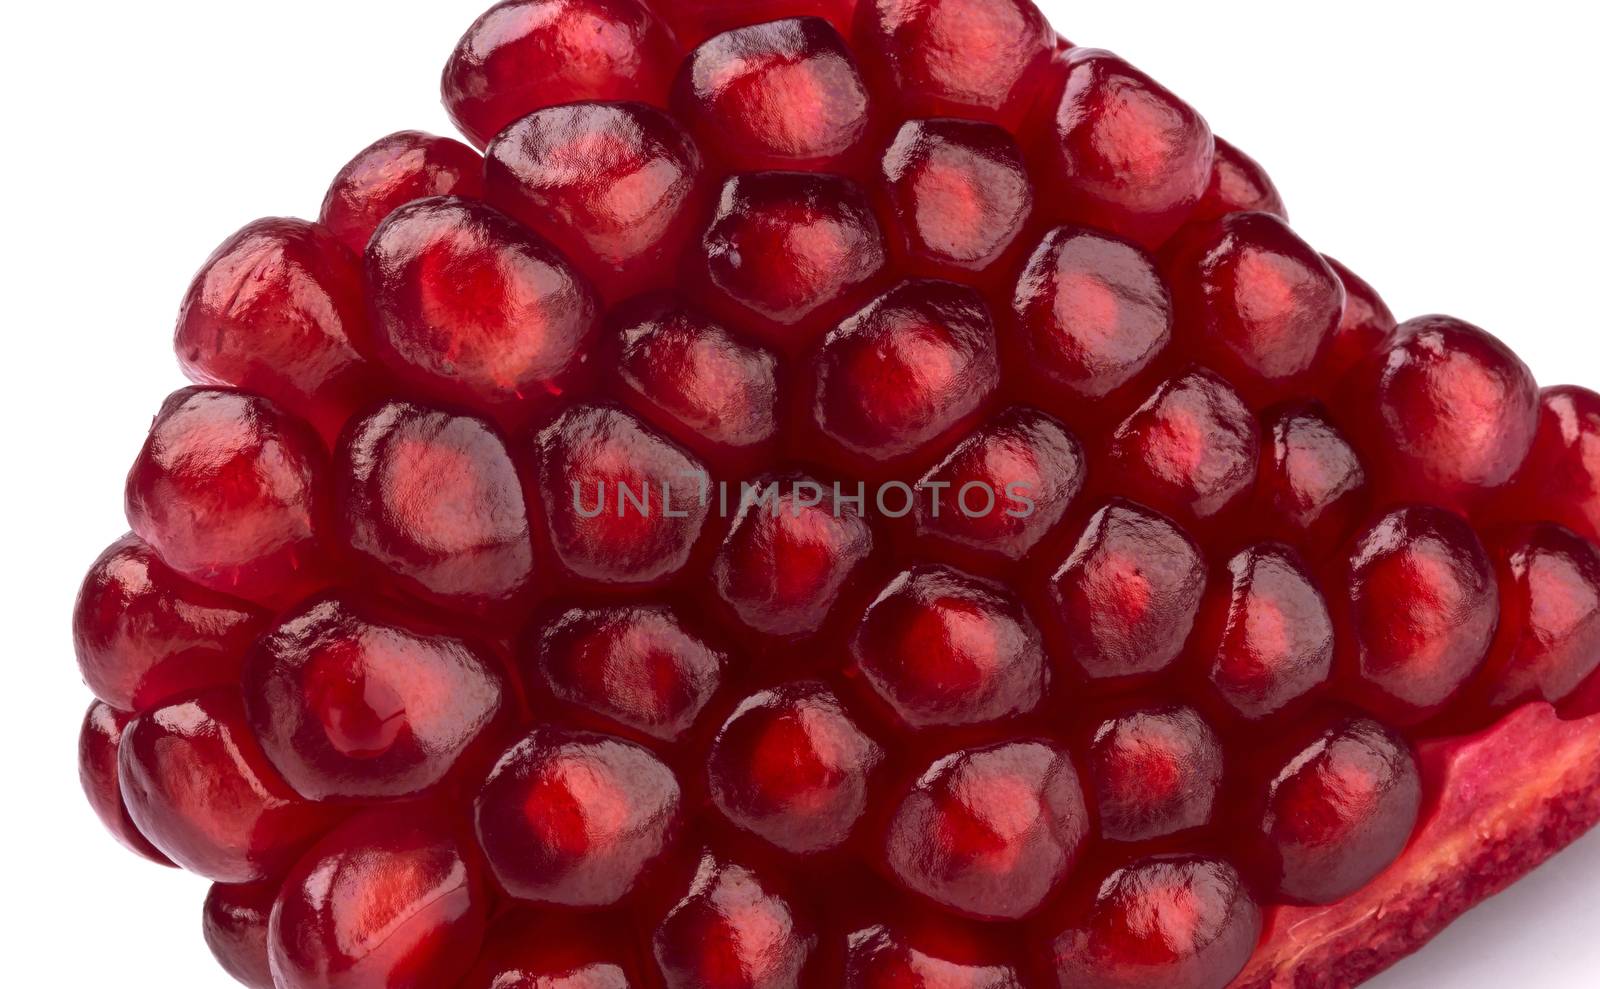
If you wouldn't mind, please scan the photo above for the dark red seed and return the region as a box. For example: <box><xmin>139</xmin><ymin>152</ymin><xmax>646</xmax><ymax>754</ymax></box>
<box><xmin>1506</xmin><ymin>385</ymin><xmax>1600</xmax><ymax>542</ymax></box>
<box><xmin>1086</xmin><ymin>705</ymin><xmax>1224</xmax><ymax>842</ymax></box>
<box><xmin>664</xmin><ymin>0</ymin><xmax>858</xmax><ymax>47</ymax></box>
<box><xmin>844</xmin><ymin>912</ymin><xmax>1026</xmax><ymax>988</ymax></box>
<box><xmin>203</xmin><ymin>881</ymin><xmax>277</xmax><ymax>989</ymax></box>
<box><xmin>461</xmin><ymin>909</ymin><xmax>648</xmax><ymax>989</ymax></box>
<box><xmin>1194</xmin><ymin>138</ymin><xmax>1287</xmax><ymax>222</ymax></box>
<box><xmin>1317</xmin><ymin>255</ymin><xmax>1396</xmax><ymax>389</ymax></box>
<box><xmin>319</xmin><ymin>131</ymin><xmax>484</xmax><ymax>256</ymax></box>
<box><xmin>1254</xmin><ymin>403</ymin><xmax>1369</xmax><ymax>553</ymax></box>
<box><xmin>78</xmin><ymin>702</ymin><xmax>174</xmax><ymax>867</ymax></box>
<box><xmin>652</xmin><ymin>851</ymin><xmax>818</xmax><ymax>989</ymax></box>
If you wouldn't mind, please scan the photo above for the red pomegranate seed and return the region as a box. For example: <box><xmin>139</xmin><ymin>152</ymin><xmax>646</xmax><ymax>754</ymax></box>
<box><xmin>1240</xmin><ymin>716</ymin><xmax>1422</xmax><ymax>905</ymax></box>
<box><xmin>844</xmin><ymin>911</ymin><xmax>1026</xmax><ymax>988</ymax></box>
<box><xmin>319</xmin><ymin>131</ymin><xmax>485</xmax><ymax>255</ymax></box>
<box><xmin>1254</xmin><ymin>402</ymin><xmax>1369</xmax><ymax>553</ymax></box>
<box><xmin>78</xmin><ymin>702</ymin><xmax>174</xmax><ymax>866</ymax></box>
<box><xmin>461</xmin><ymin>909</ymin><xmax>647</xmax><ymax>988</ymax></box>
<box><xmin>1195</xmin><ymin>137</ymin><xmax>1287</xmax><ymax>222</ymax></box>
<box><xmin>485</xmin><ymin>101</ymin><xmax>708</xmax><ymax>301</ymax></box>
<box><xmin>708</xmin><ymin>681</ymin><xmax>884</xmax><ymax>854</ymax></box>
<box><xmin>1317</xmin><ymin>255</ymin><xmax>1396</xmax><ymax>389</ymax></box>
<box><xmin>119</xmin><ymin>690</ymin><xmax>343</xmax><ymax>882</ymax></box>
<box><xmin>474</xmin><ymin>727</ymin><xmax>684</xmax><ymax>906</ymax></box>
<box><xmin>652</xmin><ymin>851</ymin><xmax>818</xmax><ymax>989</ymax></box>
<box><xmin>74</xmin><ymin>534</ymin><xmax>268</xmax><ymax>713</ymax></box>
<box><xmin>442</xmin><ymin>0</ymin><xmax>679</xmax><ymax>148</ymax></box>
<box><xmin>202</xmin><ymin>881</ymin><xmax>277</xmax><ymax>989</ymax></box>
<box><xmin>1507</xmin><ymin>384</ymin><xmax>1600</xmax><ymax>542</ymax></box>
<box><xmin>1085</xmin><ymin>704</ymin><xmax>1224</xmax><ymax>842</ymax></box>
<box><xmin>667</xmin><ymin>0</ymin><xmax>859</xmax><ymax>47</ymax></box>
<box><xmin>851</xmin><ymin>564</ymin><xmax>1047</xmax><ymax>729</ymax></box>
<box><xmin>124</xmin><ymin>388</ymin><xmax>330</xmax><ymax>609</ymax></box>
<box><xmin>1040</xmin><ymin>855</ymin><xmax>1262</xmax><ymax>989</ymax></box>
<box><xmin>268</xmin><ymin>806</ymin><xmax>489</xmax><ymax>989</ymax></box>
<box><xmin>883</xmin><ymin>739</ymin><xmax>1090</xmax><ymax>920</ymax></box>
<box><xmin>675</xmin><ymin>18</ymin><xmax>873</xmax><ymax>173</ymax></box>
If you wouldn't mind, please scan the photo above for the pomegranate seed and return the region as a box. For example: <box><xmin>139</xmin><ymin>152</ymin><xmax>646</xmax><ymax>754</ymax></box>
<box><xmin>1254</xmin><ymin>402</ymin><xmax>1369</xmax><ymax>553</ymax></box>
<box><xmin>652</xmin><ymin>851</ymin><xmax>818</xmax><ymax>989</ymax></box>
<box><xmin>1507</xmin><ymin>384</ymin><xmax>1600</xmax><ymax>541</ymax></box>
<box><xmin>319</xmin><ymin>130</ymin><xmax>485</xmax><ymax>255</ymax></box>
<box><xmin>1317</xmin><ymin>255</ymin><xmax>1396</xmax><ymax>389</ymax></box>
<box><xmin>665</xmin><ymin>0</ymin><xmax>859</xmax><ymax>48</ymax></box>
<box><xmin>844</xmin><ymin>911</ymin><xmax>1026</xmax><ymax>988</ymax></box>
<box><xmin>462</xmin><ymin>909</ymin><xmax>647</xmax><ymax>988</ymax></box>
<box><xmin>202</xmin><ymin>881</ymin><xmax>277</xmax><ymax>989</ymax></box>
<box><xmin>1195</xmin><ymin>137</ymin><xmax>1287</xmax><ymax>222</ymax></box>
<box><xmin>78</xmin><ymin>702</ymin><xmax>174</xmax><ymax>866</ymax></box>
<box><xmin>1085</xmin><ymin>704</ymin><xmax>1224</xmax><ymax>842</ymax></box>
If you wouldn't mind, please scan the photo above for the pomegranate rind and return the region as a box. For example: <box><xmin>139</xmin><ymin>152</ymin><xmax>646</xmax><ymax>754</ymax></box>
<box><xmin>1230</xmin><ymin>703</ymin><xmax>1600</xmax><ymax>989</ymax></box>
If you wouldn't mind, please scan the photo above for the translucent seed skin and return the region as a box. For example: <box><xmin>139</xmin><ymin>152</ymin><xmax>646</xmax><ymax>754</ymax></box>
<box><xmin>203</xmin><ymin>881</ymin><xmax>277</xmax><ymax>989</ymax></box>
<box><xmin>320</xmin><ymin>131</ymin><xmax>485</xmax><ymax>256</ymax></box>
<box><xmin>78</xmin><ymin>702</ymin><xmax>175</xmax><ymax>867</ymax></box>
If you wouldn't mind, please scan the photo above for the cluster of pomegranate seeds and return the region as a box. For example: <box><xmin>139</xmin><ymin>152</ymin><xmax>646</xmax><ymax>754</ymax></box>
<box><xmin>71</xmin><ymin>1</ymin><xmax>1600</xmax><ymax>987</ymax></box>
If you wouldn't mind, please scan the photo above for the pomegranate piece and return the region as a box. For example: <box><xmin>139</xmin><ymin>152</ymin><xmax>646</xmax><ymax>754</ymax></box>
<box><xmin>610</xmin><ymin>296</ymin><xmax>782</xmax><ymax>466</ymax></box>
<box><xmin>1039</xmin><ymin>855</ymin><xmax>1261</xmax><ymax>989</ymax></box>
<box><xmin>652</xmin><ymin>851</ymin><xmax>817</xmax><ymax>988</ymax></box>
<box><xmin>1192</xmin><ymin>543</ymin><xmax>1334</xmax><ymax>720</ymax></box>
<box><xmin>665</xmin><ymin>0</ymin><xmax>858</xmax><ymax>47</ymax></box>
<box><xmin>698</xmin><ymin>171</ymin><xmax>888</xmax><ymax>348</ymax></box>
<box><xmin>530</xmin><ymin>603</ymin><xmax>728</xmax><ymax>744</ymax></box>
<box><xmin>78</xmin><ymin>702</ymin><xmax>173</xmax><ymax>866</ymax></box>
<box><xmin>1317</xmin><ymin>255</ymin><xmax>1396</xmax><ymax>389</ymax></box>
<box><xmin>856</xmin><ymin>0</ymin><xmax>1054</xmax><ymax>126</ymax></box>
<box><xmin>850</xmin><ymin>565</ymin><xmax>1047</xmax><ymax>729</ymax></box>
<box><xmin>533</xmin><ymin>404</ymin><xmax>711</xmax><ymax>586</ymax></box>
<box><xmin>1195</xmin><ymin>137</ymin><xmax>1287</xmax><ymax>222</ymax></box>
<box><xmin>1032</xmin><ymin>48</ymin><xmax>1215</xmax><ymax>249</ymax></box>
<box><xmin>203</xmin><ymin>881</ymin><xmax>277</xmax><ymax>989</ymax></box>
<box><xmin>118</xmin><ymin>690</ymin><xmax>342</xmax><ymax>882</ymax></box>
<box><xmin>1254</xmin><ymin>402</ymin><xmax>1369</xmax><ymax>553</ymax></box>
<box><xmin>708</xmin><ymin>681</ymin><xmax>884</xmax><ymax>854</ymax></box>
<box><xmin>1240</xmin><ymin>717</ymin><xmax>1422</xmax><ymax>905</ymax></box>
<box><xmin>1045</xmin><ymin>500</ymin><xmax>1206</xmax><ymax>682</ymax></box>
<box><xmin>811</xmin><ymin>279</ymin><xmax>1001</xmax><ymax>466</ymax></box>
<box><xmin>442</xmin><ymin>0</ymin><xmax>679</xmax><ymax>148</ymax></box>
<box><xmin>884</xmin><ymin>739</ymin><xmax>1090</xmax><ymax>921</ymax></box>
<box><xmin>269</xmin><ymin>806</ymin><xmax>489</xmax><ymax>989</ymax></box>
<box><xmin>175</xmin><ymin>218</ymin><xmax>373</xmax><ymax>445</ymax></box>
<box><xmin>124</xmin><ymin>388</ymin><xmax>329</xmax><ymax>609</ymax></box>
<box><xmin>1471</xmin><ymin>523</ymin><xmax>1600</xmax><ymax>711</ymax></box>
<box><xmin>485</xmin><ymin>101</ymin><xmax>707</xmax><ymax>301</ymax></box>
<box><xmin>1507</xmin><ymin>384</ymin><xmax>1600</xmax><ymax>541</ymax></box>
<box><xmin>1104</xmin><ymin>367</ymin><xmax>1261</xmax><ymax>524</ymax></box>
<box><xmin>877</xmin><ymin>118</ymin><xmax>1035</xmax><ymax>278</ymax></box>
<box><xmin>844</xmin><ymin>912</ymin><xmax>1026</xmax><ymax>988</ymax></box>
<box><xmin>242</xmin><ymin>596</ymin><xmax>510</xmax><ymax>801</ymax></box>
<box><xmin>1344</xmin><ymin>314</ymin><xmax>1539</xmax><ymax>507</ymax></box>
<box><xmin>1010</xmin><ymin>227</ymin><xmax>1172</xmax><ymax>407</ymax></box>
<box><xmin>1085</xmin><ymin>705</ymin><xmax>1224</xmax><ymax>843</ymax></box>
<box><xmin>1337</xmin><ymin>506</ymin><xmax>1498</xmax><ymax>724</ymax></box>
<box><xmin>1164</xmin><ymin>211</ymin><xmax>1344</xmax><ymax>402</ymax></box>
<box><xmin>474</xmin><ymin>727</ymin><xmax>683</xmax><ymax>906</ymax></box>
<box><xmin>366</xmin><ymin>196</ymin><xmax>601</xmax><ymax>423</ymax></box>
<box><xmin>335</xmin><ymin>400</ymin><xmax>534</xmax><ymax>618</ymax></box>
<box><xmin>913</xmin><ymin>407</ymin><xmax>1086</xmax><ymax>566</ymax></box>
<box><xmin>74</xmin><ymin>534</ymin><xmax>268</xmax><ymax>713</ymax></box>
<box><xmin>676</xmin><ymin>18</ymin><xmax>873</xmax><ymax>172</ymax></box>
<box><xmin>319</xmin><ymin>131</ymin><xmax>484</xmax><ymax>255</ymax></box>
<box><xmin>462</xmin><ymin>909</ymin><xmax>647</xmax><ymax>988</ymax></box>
<box><xmin>713</xmin><ymin>473</ymin><xmax>876</xmax><ymax>638</ymax></box>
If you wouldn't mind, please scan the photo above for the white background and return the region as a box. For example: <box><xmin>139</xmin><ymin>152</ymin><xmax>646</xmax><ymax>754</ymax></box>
<box><xmin>1</xmin><ymin>1</ymin><xmax>1597</xmax><ymax>985</ymax></box>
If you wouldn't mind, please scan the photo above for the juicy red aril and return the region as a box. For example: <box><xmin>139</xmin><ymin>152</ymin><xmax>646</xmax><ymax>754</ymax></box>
<box><xmin>1032</xmin><ymin>48</ymin><xmax>1214</xmax><ymax>249</ymax></box>
<box><xmin>1086</xmin><ymin>704</ymin><xmax>1224</xmax><ymax>843</ymax></box>
<box><xmin>1104</xmin><ymin>367</ymin><xmax>1261</xmax><ymax>524</ymax></box>
<box><xmin>242</xmin><ymin>595</ymin><xmax>510</xmax><ymax>801</ymax></box>
<box><xmin>698</xmin><ymin>171</ymin><xmax>888</xmax><ymax>348</ymax></box>
<box><xmin>78</xmin><ymin>702</ymin><xmax>173</xmax><ymax>866</ymax></box>
<box><xmin>878</xmin><ymin>118</ymin><xmax>1035</xmax><ymax>279</ymax></box>
<box><xmin>1345</xmin><ymin>314</ymin><xmax>1540</xmax><ymax>507</ymax></box>
<box><xmin>366</xmin><ymin>197</ymin><xmax>601</xmax><ymax>424</ymax></box>
<box><xmin>119</xmin><ymin>689</ymin><xmax>343</xmax><ymax>882</ymax></box>
<box><xmin>1192</xmin><ymin>543</ymin><xmax>1334</xmax><ymax>720</ymax></box>
<box><xmin>1254</xmin><ymin>402</ymin><xmax>1369</xmax><ymax>552</ymax></box>
<box><xmin>203</xmin><ymin>881</ymin><xmax>277</xmax><ymax>989</ymax></box>
<box><xmin>1195</xmin><ymin>137</ymin><xmax>1287</xmax><ymax>223</ymax></box>
<box><xmin>845</xmin><ymin>912</ymin><xmax>1026</xmax><ymax>988</ymax></box>
<box><xmin>1338</xmin><ymin>506</ymin><xmax>1498</xmax><ymax>724</ymax></box>
<box><xmin>74</xmin><ymin>533</ymin><xmax>268</xmax><ymax>713</ymax></box>
<box><xmin>812</xmin><ymin>279</ymin><xmax>1001</xmax><ymax>466</ymax></box>
<box><xmin>675</xmin><ymin>17</ymin><xmax>872</xmax><ymax>173</ymax></box>
<box><xmin>124</xmin><ymin>388</ymin><xmax>329</xmax><ymax>609</ymax></box>
<box><xmin>474</xmin><ymin>727</ymin><xmax>683</xmax><ymax>906</ymax></box>
<box><xmin>530</xmin><ymin>603</ymin><xmax>727</xmax><ymax>744</ymax></box>
<box><xmin>1240</xmin><ymin>716</ymin><xmax>1422</xmax><ymax>905</ymax></box>
<box><xmin>652</xmin><ymin>851</ymin><xmax>818</xmax><ymax>989</ymax></box>
<box><xmin>334</xmin><ymin>400</ymin><xmax>534</xmax><ymax>618</ymax></box>
<box><xmin>1010</xmin><ymin>227</ymin><xmax>1172</xmax><ymax>408</ymax></box>
<box><xmin>1045</xmin><ymin>500</ymin><xmax>1206</xmax><ymax>682</ymax></box>
<box><xmin>1507</xmin><ymin>384</ymin><xmax>1600</xmax><ymax>542</ymax></box>
<box><xmin>1318</xmin><ymin>255</ymin><xmax>1396</xmax><ymax>389</ymax></box>
<box><xmin>708</xmin><ymin>680</ymin><xmax>884</xmax><ymax>854</ymax></box>
<box><xmin>1040</xmin><ymin>855</ymin><xmax>1262</xmax><ymax>989</ymax></box>
<box><xmin>914</xmin><ymin>407</ymin><xmax>1086</xmax><ymax>565</ymax></box>
<box><xmin>533</xmin><ymin>404</ymin><xmax>711</xmax><ymax>586</ymax></box>
<box><xmin>856</xmin><ymin>0</ymin><xmax>1055</xmax><ymax>127</ymax></box>
<box><xmin>485</xmin><ymin>101</ymin><xmax>707</xmax><ymax>302</ymax></box>
<box><xmin>175</xmin><ymin>218</ymin><xmax>373</xmax><ymax>446</ymax></box>
<box><xmin>1164</xmin><ymin>211</ymin><xmax>1344</xmax><ymax>402</ymax></box>
<box><xmin>851</xmin><ymin>565</ymin><xmax>1047</xmax><ymax>729</ymax></box>
<box><xmin>884</xmin><ymin>739</ymin><xmax>1090</xmax><ymax>921</ymax></box>
<box><xmin>319</xmin><ymin>131</ymin><xmax>485</xmax><ymax>256</ymax></box>
<box><xmin>462</xmin><ymin>910</ymin><xmax>646</xmax><ymax>989</ymax></box>
<box><xmin>442</xmin><ymin>0</ymin><xmax>679</xmax><ymax>149</ymax></box>
<box><xmin>269</xmin><ymin>806</ymin><xmax>489</xmax><ymax>989</ymax></box>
